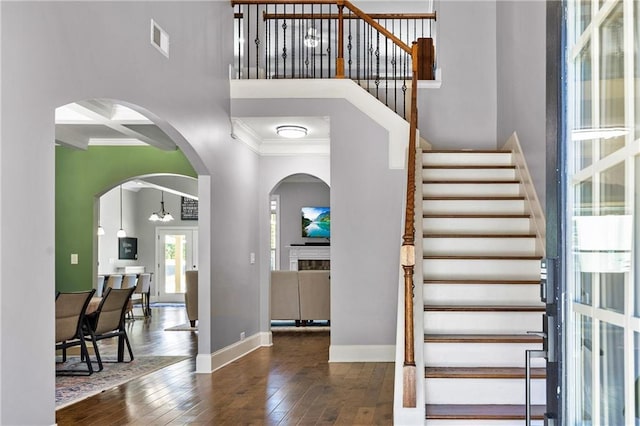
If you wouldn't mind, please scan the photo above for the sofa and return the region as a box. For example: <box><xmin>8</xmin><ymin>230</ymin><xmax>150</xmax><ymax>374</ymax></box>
<box><xmin>270</xmin><ymin>270</ymin><xmax>330</xmax><ymax>323</ymax></box>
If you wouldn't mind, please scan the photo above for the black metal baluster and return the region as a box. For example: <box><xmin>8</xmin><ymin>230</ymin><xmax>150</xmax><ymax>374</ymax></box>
<box><xmin>355</xmin><ymin>15</ymin><xmax>360</xmax><ymax>82</ymax></box>
<box><xmin>243</xmin><ymin>5</ymin><xmax>251</xmax><ymax>80</ymax></box>
<box><xmin>347</xmin><ymin>10</ymin><xmax>352</xmax><ymax>79</ymax></box>
<box><xmin>327</xmin><ymin>9</ymin><xmax>332</xmax><ymax>78</ymax></box>
<box><xmin>375</xmin><ymin>30</ymin><xmax>380</xmax><ymax>99</ymax></box>
<box><xmin>255</xmin><ymin>4</ymin><xmax>260</xmax><ymax>78</ymax></box>
<box><xmin>290</xmin><ymin>4</ymin><xmax>294</xmax><ymax>78</ymax></box>
<box><xmin>319</xmin><ymin>5</ymin><xmax>324</xmax><ymax>78</ymax></box>
<box><xmin>236</xmin><ymin>5</ymin><xmax>241</xmax><ymax>79</ymax></box>
<box><xmin>275</xmin><ymin>5</ymin><xmax>279</xmax><ymax>78</ymax></box>
<box><xmin>282</xmin><ymin>14</ymin><xmax>287</xmax><ymax>78</ymax></box>
<box><xmin>384</xmin><ymin>19</ymin><xmax>388</xmax><ymax>107</ymax></box>
<box><xmin>392</xmin><ymin>19</ymin><xmax>397</xmax><ymax>113</ymax></box>
<box><xmin>266</xmin><ymin>6</ymin><xmax>271</xmax><ymax>79</ymax></box>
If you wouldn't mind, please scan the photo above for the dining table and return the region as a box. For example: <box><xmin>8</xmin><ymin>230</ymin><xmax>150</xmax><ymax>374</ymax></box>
<box><xmin>98</xmin><ymin>272</ymin><xmax>153</xmax><ymax>317</ymax></box>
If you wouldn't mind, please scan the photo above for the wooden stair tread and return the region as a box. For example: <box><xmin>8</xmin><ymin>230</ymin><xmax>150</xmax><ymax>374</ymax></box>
<box><xmin>423</xmin><ymin>165</ymin><xmax>516</xmax><ymax>169</ymax></box>
<box><xmin>425</xmin><ymin>150</ymin><xmax>510</xmax><ymax>154</ymax></box>
<box><xmin>424</xmin><ymin>213</ymin><xmax>530</xmax><ymax>218</ymax></box>
<box><xmin>424</xmin><ymin>233</ymin><xmax>536</xmax><ymax>238</ymax></box>
<box><xmin>423</xmin><ymin>180</ymin><xmax>520</xmax><ymax>184</ymax></box>
<box><xmin>424</xmin><ymin>305</ymin><xmax>545</xmax><ymax>312</ymax></box>
<box><xmin>426</xmin><ymin>404</ymin><xmax>546</xmax><ymax>420</ymax></box>
<box><xmin>423</xmin><ymin>254</ymin><xmax>542</xmax><ymax>260</ymax></box>
<box><xmin>425</xmin><ymin>366</ymin><xmax>546</xmax><ymax>379</ymax></box>
<box><xmin>424</xmin><ymin>279</ymin><xmax>540</xmax><ymax>285</ymax></box>
<box><xmin>424</xmin><ymin>195</ymin><xmax>525</xmax><ymax>200</ymax></box>
<box><xmin>425</xmin><ymin>333</ymin><xmax>543</xmax><ymax>344</ymax></box>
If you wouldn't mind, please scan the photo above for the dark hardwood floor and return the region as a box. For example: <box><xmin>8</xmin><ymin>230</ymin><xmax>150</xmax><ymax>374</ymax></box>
<box><xmin>56</xmin><ymin>307</ymin><xmax>395</xmax><ymax>425</ymax></box>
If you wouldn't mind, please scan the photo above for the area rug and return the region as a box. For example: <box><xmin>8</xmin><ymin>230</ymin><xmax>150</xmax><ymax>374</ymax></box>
<box><xmin>55</xmin><ymin>355</ymin><xmax>189</xmax><ymax>409</ymax></box>
<box><xmin>150</xmin><ymin>302</ymin><xmax>185</xmax><ymax>308</ymax></box>
<box><xmin>165</xmin><ymin>323</ymin><xmax>197</xmax><ymax>331</ymax></box>
<box><xmin>271</xmin><ymin>321</ymin><xmax>330</xmax><ymax>332</ymax></box>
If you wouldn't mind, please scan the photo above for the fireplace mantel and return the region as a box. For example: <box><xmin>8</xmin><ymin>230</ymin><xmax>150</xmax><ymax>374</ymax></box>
<box><xmin>287</xmin><ymin>245</ymin><xmax>330</xmax><ymax>271</ymax></box>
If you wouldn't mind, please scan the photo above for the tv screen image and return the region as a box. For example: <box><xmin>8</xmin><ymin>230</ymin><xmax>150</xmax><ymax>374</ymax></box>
<box><xmin>301</xmin><ymin>207</ymin><xmax>330</xmax><ymax>238</ymax></box>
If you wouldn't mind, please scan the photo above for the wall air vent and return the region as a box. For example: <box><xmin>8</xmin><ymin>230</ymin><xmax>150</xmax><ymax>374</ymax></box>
<box><xmin>150</xmin><ymin>19</ymin><xmax>169</xmax><ymax>58</ymax></box>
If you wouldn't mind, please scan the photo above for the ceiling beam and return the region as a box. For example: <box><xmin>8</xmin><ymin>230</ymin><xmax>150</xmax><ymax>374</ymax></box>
<box><xmin>66</xmin><ymin>102</ymin><xmax>176</xmax><ymax>151</ymax></box>
<box><xmin>55</xmin><ymin>125</ymin><xmax>89</xmax><ymax>150</ymax></box>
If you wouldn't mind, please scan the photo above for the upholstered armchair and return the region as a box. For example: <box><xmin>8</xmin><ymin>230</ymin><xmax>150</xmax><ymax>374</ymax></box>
<box><xmin>185</xmin><ymin>270</ymin><xmax>198</xmax><ymax>327</ymax></box>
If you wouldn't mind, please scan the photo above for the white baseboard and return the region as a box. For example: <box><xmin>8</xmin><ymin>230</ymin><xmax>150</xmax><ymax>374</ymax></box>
<box><xmin>329</xmin><ymin>344</ymin><xmax>395</xmax><ymax>362</ymax></box>
<box><xmin>195</xmin><ymin>331</ymin><xmax>272</xmax><ymax>374</ymax></box>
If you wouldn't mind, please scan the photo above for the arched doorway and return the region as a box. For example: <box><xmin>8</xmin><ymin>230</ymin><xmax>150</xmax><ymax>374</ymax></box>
<box><xmin>268</xmin><ymin>173</ymin><xmax>331</xmax><ymax>331</ymax></box>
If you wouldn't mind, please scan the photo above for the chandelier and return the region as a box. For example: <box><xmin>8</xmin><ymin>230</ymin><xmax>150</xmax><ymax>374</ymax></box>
<box><xmin>148</xmin><ymin>191</ymin><xmax>174</xmax><ymax>222</ymax></box>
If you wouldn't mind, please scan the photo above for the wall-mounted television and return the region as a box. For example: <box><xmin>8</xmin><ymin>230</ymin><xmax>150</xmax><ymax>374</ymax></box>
<box><xmin>301</xmin><ymin>207</ymin><xmax>330</xmax><ymax>238</ymax></box>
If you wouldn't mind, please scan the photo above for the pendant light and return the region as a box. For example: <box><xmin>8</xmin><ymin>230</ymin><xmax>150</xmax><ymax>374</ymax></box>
<box><xmin>148</xmin><ymin>190</ymin><xmax>174</xmax><ymax>222</ymax></box>
<box><xmin>97</xmin><ymin>200</ymin><xmax>105</xmax><ymax>235</ymax></box>
<box><xmin>117</xmin><ymin>185</ymin><xmax>127</xmax><ymax>238</ymax></box>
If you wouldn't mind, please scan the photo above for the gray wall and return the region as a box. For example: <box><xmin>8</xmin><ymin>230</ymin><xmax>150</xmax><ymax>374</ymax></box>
<box><xmin>497</xmin><ymin>0</ymin><xmax>547</xmax><ymax>206</ymax></box>
<box><xmin>273</xmin><ymin>180</ymin><xmax>331</xmax><ymax>270</ymax></box>
<box><xmin>419</xmin><ymin>0</ymin><xmax>498</xmax><ymax>149</ymax></box>
<box><xmin>234</xmin><ymin>97</ymin><xmax>404</xmax><ymax>349</ymax></box>
<box><xmin>0</xmin><ymin>2</ymin><xmax>254</xmax><ymax>424</ymax></box>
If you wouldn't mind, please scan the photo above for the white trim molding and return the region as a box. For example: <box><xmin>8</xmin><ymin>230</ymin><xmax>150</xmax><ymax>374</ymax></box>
<box><xmin>329</xmin><ymin>344</ymin><xmax>395</xmax><ymax>362</ymax></box>
<box><xmin>231</xmin><ymin>79</ymin><xmax>410</xmax><ymax>169</ymax></box>
<box><xmin>196</xmin><ymin>331</ymin><xmax>272</xmax><ymax>374</ymax></box>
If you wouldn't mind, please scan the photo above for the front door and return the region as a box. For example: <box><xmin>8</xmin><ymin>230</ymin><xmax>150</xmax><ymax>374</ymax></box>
<box><xmin>156</xmin><ymin>227</ymin><xmax>198</xmax><ymax>303</ymax></box>
<box><xmin>560</xmin><ymin>0</ymin><xmax>639</xmax><ymax>424</ymax></box>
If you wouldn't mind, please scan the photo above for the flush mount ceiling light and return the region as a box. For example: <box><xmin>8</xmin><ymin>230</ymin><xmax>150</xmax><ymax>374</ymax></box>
<box><xmin>276</xmin><ymin>125</ymin><xmax>308</xmax><ymax>139</ymax></box>
<box><xmin>572</xmin><ymin>127</ymin><xmax>630</xmax><ymax>141</ymax></box>
<box><xmin>148</xmin><ymin>191</ymin><xmax>174</xmax><ymax>222</ymax></box>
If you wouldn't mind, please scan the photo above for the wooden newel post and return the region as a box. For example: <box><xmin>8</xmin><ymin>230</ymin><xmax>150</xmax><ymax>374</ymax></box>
<box><xmin>336</xmin><ymin>2</ymin><xmax>345</xmax><ymax>78</ymax></box>
<box><xmin>416</xmin><ymin>37</ymin><xmax>435</xmax><ymax>80</ymax></box>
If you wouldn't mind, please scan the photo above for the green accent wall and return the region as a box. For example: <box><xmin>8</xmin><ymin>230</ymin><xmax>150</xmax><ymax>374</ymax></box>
<box><xmin>55</xmin><ymin>146</ymin><xmax>196</xmax><ymax>292</ymax></box>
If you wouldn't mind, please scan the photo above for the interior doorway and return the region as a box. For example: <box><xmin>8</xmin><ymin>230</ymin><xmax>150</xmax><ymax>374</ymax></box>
<box><xmin>156</xmin><ymin>227</ymin><xmax>198</xmax><ymax>303</ymax></box>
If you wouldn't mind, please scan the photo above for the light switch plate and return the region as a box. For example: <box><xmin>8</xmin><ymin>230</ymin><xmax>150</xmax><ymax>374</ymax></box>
<box><xmin>71</xmin><ymin>253</ymin><xmax>78</xmax><ymax>264</ymax></box>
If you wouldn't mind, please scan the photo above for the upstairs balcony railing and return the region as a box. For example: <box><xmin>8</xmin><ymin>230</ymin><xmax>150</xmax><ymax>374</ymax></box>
<box><xmin>231</xmin><ymin>0</ymin><xmax>430</xmax><ymax>407</ymax></box>
<box><xmin>231</xmin><ymin>0</ymin><xmax>435</xmax><ymax>119</ymax></box>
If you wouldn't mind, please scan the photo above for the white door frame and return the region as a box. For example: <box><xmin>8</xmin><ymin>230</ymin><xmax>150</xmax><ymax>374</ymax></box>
<box><xmin>155</xmin><ymin>226</ymin><xmax>199</xmax><ymax>303</ymax></box>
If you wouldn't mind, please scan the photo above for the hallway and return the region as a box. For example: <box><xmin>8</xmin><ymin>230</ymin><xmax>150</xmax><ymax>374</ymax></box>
<box><xmin>56</xmin><ymin>308</ymin><xmax>394</xmax><ymax>425</ymax></box>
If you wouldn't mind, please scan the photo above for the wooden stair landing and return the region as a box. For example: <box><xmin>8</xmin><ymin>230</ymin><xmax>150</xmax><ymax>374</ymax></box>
<box><xmin>426</xmin><ymin>404</ymin><xmax>546</xmax><ymax>420</ymax></box>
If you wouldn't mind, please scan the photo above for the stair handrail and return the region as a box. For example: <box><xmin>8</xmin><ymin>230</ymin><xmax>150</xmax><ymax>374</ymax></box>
<box><xmin>230</xmin><ymin>0</ymin><xmax>420</xmax><ymax>408</ymax></box>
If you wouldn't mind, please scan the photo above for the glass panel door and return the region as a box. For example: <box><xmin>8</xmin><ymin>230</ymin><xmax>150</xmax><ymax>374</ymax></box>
<box><xmin>157</xmin><ymin>227</ymin><xmax>198</xmax><ymax>302</ymax></box>
<box><xmin>565</xmin><ymin>0</ymin><xmax>639</xmax><ymax>424</ymax></box>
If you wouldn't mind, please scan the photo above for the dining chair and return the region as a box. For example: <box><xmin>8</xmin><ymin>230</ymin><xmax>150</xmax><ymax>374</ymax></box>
<box><xmin>84</xmin><ymin>286</ymin><xmax>136</xmax><ymax>370</ymax></box>
<box><xmin>131</xmin><ymin>273</ymin><xmax>151</xmax><ymax>318</ymax></box>
<box><xmin>105</xmin><ymin>274</ymin><xmax>123</xmax><ymax>290</ymax></box>
<box><xmin>122</xmin><ymin>274</ymin><xmax>138</xmax><ymax>319</ymax></box>
<box><xmin>96</xmin><ymin>275</ymin><xmax>106</xmax><ymax>297</ymax></box>
<box><xmin>55</xmin><ymin>289</ymin><xmax>97</xmax><ymax>376</ymax></box>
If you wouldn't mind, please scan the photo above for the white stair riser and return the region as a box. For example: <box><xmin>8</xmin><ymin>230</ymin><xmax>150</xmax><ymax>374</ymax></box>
<box><xmin>423</xmin><ymin>217</ymin><xmax>532</xmax><ymax>234</ymax></box>
<box><xmin>423</xmin><ymin>152</ymin><xmax>513</xmax><ymax>166</ymax></box>
<box><xmin>424</xmin><ymin>311</ymin><xmax>542</xmax><ymax>334</ymax></box>
<box><xmin>425</xmin><ymin>342</ymin><xmax>546</xmax><ymax>368</ymax></box>
<box><xmin>423</xmin><ymin>258</ymin><xmax>540</xmax><ymax>281</ymax></box>
<box><xmin>424</xmin><ymin>237</ymin><xmax>536</xmax><ymax>256</ymax></box>
<box><xmin>425</xmin><ymin>378</ymin><xmax>546</xmax><ymax>405</ymax></box>
<box><xmin>423</xmin><ymin>199</ymin><xmax>526</xmax><ymax>215</ymax></box>
<box><xmin>423</xmin><ymin>168</ymin><xmax>516</xmax><ymax>181</ymax></box>
<box><xmin>423</xmin><ymin>283</ymin><xmax>541</xmax><ymax>305</ymax></box>
<box><xmin>423</xmin><ymin>183</ymin><xmax>521</xmax><ymax>197</ymax></box>
<box><xmin>426</xmin><ymin>420</ymin><xmax>544</xmax><ymax>426</ymax></box>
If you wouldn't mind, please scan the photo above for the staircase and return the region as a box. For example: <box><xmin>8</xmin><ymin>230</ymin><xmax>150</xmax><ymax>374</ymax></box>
<box><xmin>421</xmin><ymin>150</ymin><xmax>546</xmax><ymax>425</ymax></box>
